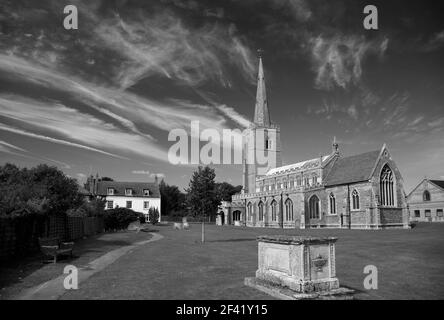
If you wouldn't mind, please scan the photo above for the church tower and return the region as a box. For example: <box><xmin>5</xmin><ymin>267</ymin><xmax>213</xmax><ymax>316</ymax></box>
<box><xmin>242</xmin><ymin>53</ymin><xmax>282</xmax><ymax>193</ymax></box>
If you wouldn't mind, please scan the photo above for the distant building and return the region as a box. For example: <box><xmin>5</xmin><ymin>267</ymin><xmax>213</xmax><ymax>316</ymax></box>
<box><xmin>407</xmin><ymin>179</ymin><xmax>444</xmax><ymax>222</ymax></box>
<box><xmin>218</xmin><ymin>55</ymin><xmax>409</xmax><ymax>229</ymax></box>
<box><xmin>85</xmin><ymin>174</ymin><xmax>161</xmax><ymax>222</ymax></box>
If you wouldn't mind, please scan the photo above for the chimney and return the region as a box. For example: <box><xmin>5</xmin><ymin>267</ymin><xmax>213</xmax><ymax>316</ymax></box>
<box><xmin>332</xmin><ymin>136</ymin><xmax>339</xmax><ymax>154</ymax></box>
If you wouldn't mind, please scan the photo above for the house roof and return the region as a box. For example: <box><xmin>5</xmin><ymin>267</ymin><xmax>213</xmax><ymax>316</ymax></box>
<box><xmin>430</xmin><ymin>180</ymin><xmax>444</xmax><ymax>190</ymax></box>
<box><xmin>96</xmin><ymin>181</ymin><xmax>160</xmax><ymax>198</ymax></box>
<box><xmin>325</xmin><ymin>150</ymin><xmax>381</xmax><ymax>186</ymax></box>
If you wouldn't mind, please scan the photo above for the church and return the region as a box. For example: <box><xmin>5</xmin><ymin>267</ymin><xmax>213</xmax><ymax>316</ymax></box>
<box><xmin>218</xmin><ymin>56</ymin><xmax>410</xmax><ymax>229</ymax></box>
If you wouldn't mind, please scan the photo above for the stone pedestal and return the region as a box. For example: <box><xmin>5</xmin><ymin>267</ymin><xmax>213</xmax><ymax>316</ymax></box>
<box><xmin>245</xmin><ymin>235</ymin><xmax>353</xmax><ymax>299</ymax></box>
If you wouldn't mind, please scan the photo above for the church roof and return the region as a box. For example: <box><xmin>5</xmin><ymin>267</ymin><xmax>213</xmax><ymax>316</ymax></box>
<box><xmin>324</xmin><ymin>150</ymin><xmax>381</xmax><ymax>186</ymax></box>
<box><xmin>266</xmin><ymin>155</ymin><xmax>330</xmax><ymax>176</ymax></box>
<box><xmin>430</xmin><ymin>180</ymin><xmax>444</xmax><ymax>190</ymax></box>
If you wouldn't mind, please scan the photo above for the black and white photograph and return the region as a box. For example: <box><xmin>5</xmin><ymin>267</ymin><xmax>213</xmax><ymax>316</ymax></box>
<box><xmin>0</xmin><ymin>0</ymin><xmax>443</xmax><ymax>305</ymax></box>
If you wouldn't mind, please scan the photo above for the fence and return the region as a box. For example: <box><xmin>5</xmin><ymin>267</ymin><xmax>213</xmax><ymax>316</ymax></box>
<box><xmin>0</xmin><ymin>214</ymin><xmax>104</xmax><ymax>262</ymax></box>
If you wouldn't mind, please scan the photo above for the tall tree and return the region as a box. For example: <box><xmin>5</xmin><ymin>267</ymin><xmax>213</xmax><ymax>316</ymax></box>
<box><xmin>159</xmin><ymin>179</ymin><xmax>186</xmax><ymax>217</ymax></box>
<box><xmin>215</xmin><ymin>182</ymin><xmax>243</xmax><ymax>202</ymax></box>
<box><xmin>185</xmin><ymin>166</ymin><xmax>219</xmax><ymax>220</ymax></box>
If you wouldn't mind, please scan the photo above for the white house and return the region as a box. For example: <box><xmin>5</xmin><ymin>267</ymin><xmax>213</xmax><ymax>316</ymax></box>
<box><xmin>85</xmin><ymin>175</ymin><xmax>161</xmax><ymax>222</ymax></box>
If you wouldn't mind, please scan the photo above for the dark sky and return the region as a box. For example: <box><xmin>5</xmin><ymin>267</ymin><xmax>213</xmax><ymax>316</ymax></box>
<box><xmin>0</xmin><ymin>0</ymin><xmax>443</xmax><ymax>192</ymax></box>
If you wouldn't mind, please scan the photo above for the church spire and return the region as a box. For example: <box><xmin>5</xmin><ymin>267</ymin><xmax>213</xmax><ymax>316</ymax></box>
<box><xmin>254</xmin><ymin>50</ymin><xmax>271</xmax><ymax>127</ymax></box>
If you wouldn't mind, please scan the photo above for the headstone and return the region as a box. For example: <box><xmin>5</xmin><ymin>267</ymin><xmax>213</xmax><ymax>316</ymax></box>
<box><xmin>234</xmin><ymin>221</ymin><xmax>241</xmax><ymax>227</ymax></box>
<box><xmin>245</xmin><ymin>235</ymin><xmax>354</xmax><ymax>299</ymax></box>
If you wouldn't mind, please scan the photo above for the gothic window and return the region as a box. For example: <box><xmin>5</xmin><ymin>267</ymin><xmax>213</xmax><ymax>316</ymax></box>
<box><xmin>247</xmin><ymin>202</ymin><xmax>252</xmax><ymax>221</ymax></box>
<box><xmin>352</xmin><ymin>189</ymin><xmax>360</xmax><ymax>210</ymax></box>
<box><xmin>312</xmin><ymin>175</ymin><xmax>317</xmax><ymax>185</ymax></box>
<box><xmin>258</xmin><ymin>201</ymin><xmax>264</xmax><ymax>221</ymax></box>
<box><xmin>271</xmin><ymin>200</ymin><xmax>277</xmax><ymax>221</ymax></box>
<box><xmin>380</xmin><ymin>165</ymin><xmax>395</xmax><ymax>206</ymax></box>
<box><xmin>290</xmin><ymin>179</ymin><xmax>294</xmax><ymax>188</ymax></box>
<box><xmin>329</xmin><ymin>193</ymin><xmax>336</xmax><ymax>214</ymax></box>
<box><xmin>296</xmin><ymin>177</ymin><xmax>302</xmax><ymax>186</ymax></box>
<box><xmin>423</xmin><ymin>190</ymin><xmax>431</xmax><ymax>202</ymax></box>
<box><xmin>304</xmin><ymin>177</ymin><xmax>310</xmax><ymax>186</ymax></box>
<box><xmin>309</xmin><ymin>195</ymin><xmax>320</xmax><ymax>219</ymax></box>
<box><xmin>285</xmin><ymin>199</ymin><xmax>293</xmax><ymax>221</ymax></box>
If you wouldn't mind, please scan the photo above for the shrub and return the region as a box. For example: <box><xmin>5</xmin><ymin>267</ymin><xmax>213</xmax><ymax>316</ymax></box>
<box><xmin>103</xmin><ymin>208</ymin><xmax>143</xmax><ymax>231</ymax></box>
<box><xmin>148</xmin><ymin>207</ymin><xmax>160</xmax><ymax>225</ymax></box>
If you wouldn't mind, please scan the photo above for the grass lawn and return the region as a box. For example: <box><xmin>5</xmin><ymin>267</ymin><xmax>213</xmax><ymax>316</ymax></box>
<box><xmin>60</xmin><ymin>222</ymin><xmax>444</xmax><ymax>300</ymax></box>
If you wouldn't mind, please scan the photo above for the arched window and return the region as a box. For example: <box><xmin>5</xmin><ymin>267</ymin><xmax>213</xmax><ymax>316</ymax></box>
<box><xmin>309</xmin><ymin>195</ymin><xmax>320</xmax><ymax>219</ymax></box>
<box><xmin>296</xmin><ymin>176</ymin><xmax>302</xmax><ymax>186</ymax></box>
<box><xmin>258</xmin><ymin>201</ymin><xmax>264</xmax><ymax>221</ymax></box>
<box><xmin>352</xmin><ymin>189</ymin><xmax>360</xmax><ymax>210</ymax></box>
<box><xmin>312</xmin><ymin>175</ymin><xmax>317</xmax><ymax>186</ymax></box>
<box><xmin>285</xmin><ymin>199</ymin><xmax>293</xmax><ymax>221</ymax></box>
<box><xmin>380</xmin><ymin>165</ymin><xmax>395</xmax><ymax>206</ymax></box>
<box><xmin>329</xmin><ymin>193</ymin><xmax>336</xmax><ymax>214</ymax></box>
<box><xmin>423</xmin><ymin>190</ymin><xmax>431</xmax><ymax>202</ymax></box>
<box><xmin>247</xmin><ymin>202</ymin><xmax>252</xmax><ymax>221</ymax></box>
<box><xmin>271</xmin><ymin>200</ymin><xmax>277</xmax><ymax>221</ymax></box>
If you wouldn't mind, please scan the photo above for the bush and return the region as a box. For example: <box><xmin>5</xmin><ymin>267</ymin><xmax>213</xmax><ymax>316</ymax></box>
<box><xmin>103</xmin><ymin>208</ymin><xmax>143</xmax><ymax>231</ymax></box>
<box><xmin>148</xmin><ymin>207</ymin><xmax>160</xmax><ymax>225</ymax></box>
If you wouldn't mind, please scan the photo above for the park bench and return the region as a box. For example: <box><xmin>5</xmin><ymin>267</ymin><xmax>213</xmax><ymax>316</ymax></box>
<box><xmin>38</xmin><ymin>237</ymin><xmax>74</xmax><ymax>263</ymax></box>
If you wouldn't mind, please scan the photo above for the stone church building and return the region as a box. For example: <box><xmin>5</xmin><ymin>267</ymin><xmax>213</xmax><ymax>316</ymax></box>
<box><xmin>218</xmin><ymin>56</ymin><xmax>409</xmax><ymax>229</ymax></box>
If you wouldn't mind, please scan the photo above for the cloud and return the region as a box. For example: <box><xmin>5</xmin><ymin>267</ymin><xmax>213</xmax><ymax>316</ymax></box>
<box><xmin>310</xmin><ymin>35</ymin><xmax>388</xmax><ymax>90</ymax></box>
<box><xmin>216</xmin><ymin>105</ymin><xmax>252</xmax><ymax>128</ymax></box>
<box><xmin>81</xmin><ymin>4</ymin><xmax>256</xmax><ymax>89</ymax></box>
<box><xmin>0</xmin><ymin>95</ymin><xmax>171</xmax><ymax>162</ymax></box>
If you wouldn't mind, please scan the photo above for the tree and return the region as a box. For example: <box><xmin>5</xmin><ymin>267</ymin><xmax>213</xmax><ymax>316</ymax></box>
<box><xmin>148</xmin><ymin>207</ymin><xmax>160</xmax><ymax>225</ymax></box>
<box><xmin>0</xmin><ymin>163</ymin><xmax>82</xmax><ymax>216</ymax></box>
<box><xmin>185</xmin><ymin>166</ymin><xmax>219</xmax><ymax>220</ymax></box>
<box><xmin>99</xmin><ymin>177</ymin><xmax>114</xmax><ymax>182</ymax></box>
<box><xmin>159</xmin><ymin>179</ymin><xmax>186</xmax><ymax>217</ymax></box>
<box><xmin>215</xmin><ymin>182</ymin><xmax>243</xmax><ymax>202</ymax></box>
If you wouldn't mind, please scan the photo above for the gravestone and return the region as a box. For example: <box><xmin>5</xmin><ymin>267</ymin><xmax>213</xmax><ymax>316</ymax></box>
<box><xmin>245</xmin><ymin>235</ymin><xmax>354</xmax><ymax>299</ymax></box>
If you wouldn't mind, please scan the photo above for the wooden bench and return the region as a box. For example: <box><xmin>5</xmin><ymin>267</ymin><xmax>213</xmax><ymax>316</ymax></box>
<box><xmin>38</xmin><ymin>237</ymin><xmax>74</xmax><ymax>263</ymax></box>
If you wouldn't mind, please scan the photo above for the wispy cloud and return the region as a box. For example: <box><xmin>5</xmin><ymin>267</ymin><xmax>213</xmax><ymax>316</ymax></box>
<box><xmin>310</xmin><ymin>35</ymin><xmax>388</xmax><ymax>90</ymax></box>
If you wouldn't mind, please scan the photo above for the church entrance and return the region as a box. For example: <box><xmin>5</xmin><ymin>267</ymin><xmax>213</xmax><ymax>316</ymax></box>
<box><xmin>219</xmin><ymin>211</ymin><xmax>225</xmax><ymax>225</ymax></box>
<box><xmin>232</xmin><ymin>210</ymin><xmax>241</xmax><ymax>222</ymax></box>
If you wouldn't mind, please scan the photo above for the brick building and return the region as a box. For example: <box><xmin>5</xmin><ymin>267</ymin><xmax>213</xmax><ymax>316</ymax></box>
<box><xmin>218</xmin><ymin>56</ymin><xmax>409</xmax><ymax>229</ymax></box>
<box><xmin>407</xmin><ymin>179</ymin><xmax>444</xmax><ymax>222</ymax></box>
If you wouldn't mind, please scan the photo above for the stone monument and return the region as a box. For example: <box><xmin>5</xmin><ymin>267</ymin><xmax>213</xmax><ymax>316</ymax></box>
<box><xmin>245</xmin><ymin>235</ymin><xmax>354</xmax><ymax>299</ymax></box>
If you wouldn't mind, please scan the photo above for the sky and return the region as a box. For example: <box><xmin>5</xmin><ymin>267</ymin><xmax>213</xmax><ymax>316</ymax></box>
<box><xmin>0</xmin><ymin>0</ymin><xmax>443</xmax><ymax>192</ymax></box>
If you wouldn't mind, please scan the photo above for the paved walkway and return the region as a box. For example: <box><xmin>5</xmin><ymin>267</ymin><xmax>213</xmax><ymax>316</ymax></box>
<box><xmin>11</xmin><ymin>233</ymin><xmax>163</xmax><ymax>300</ymax></box>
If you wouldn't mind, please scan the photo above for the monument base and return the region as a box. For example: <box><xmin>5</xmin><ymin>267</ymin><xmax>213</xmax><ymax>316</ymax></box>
<box><xmin>245</xmin><ymin>277</ymin><xmax>354</xmax><ymax>300</ymax></box>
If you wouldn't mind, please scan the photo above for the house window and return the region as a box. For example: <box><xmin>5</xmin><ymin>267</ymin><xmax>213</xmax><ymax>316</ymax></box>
<box><xmin>143</xmin><ymin>201</ymin><xmax>149</xmax><ymax>210</ymax></box>
<box><xmin>309</xmin><ymin>195</ymin><xmax>320</xmax><ymax>219</ymax></box>
<box><xmin>107</xmin><ymin>188</ymin><xmax>114</xmax><ymax>195</ymax></box>
<box><xmin>425</xmin><ymin>210</ymin><xmax>431</xmax><ymax>217</ymax></box>
<box><xmin>271</xmin><ymin>200</ymin><xmax>277</xmax><ymax>221</ymax></box>
<box><xmin>126</xmin><ymin>201</ymin><xmax>132</xmax><ymax>209</ymax></box>
<box><xmin>414</xmin><ymin>210</ymin><xmax>420</xmax><ymax>218</ymax></box>
<box><xmin>380</xmin><ymin>165</ymin><xmax>395</xmax><ymax>206</ymax></box>
<box><xmin>125</xmin><ymin>188</ymin><xmax>133</xmax><ymax>196</ymax></box>
<box><xmin>143</xmin><ymin>189</ymin><xmax>150</xmax><ymax>196</ymax></box>
<box><xmin>423</xmin><ymin>190</ymin><xmax>431</xmax><ymax>202</ymax></box>
<box><xmin>329</xmin><ymin>193</ymin><xmax>336</xmax><ymax>214</ymax></box>
<box><xmin>258</xmin><ymin>202</ymin><xmax>264</xmax><ymax>221</ymax></box>
<box><xmin>437</xmin><ymin>209</ymin><xmax>443</xmax><ymax>217</ymax></box>
<box><xmin>285</xmin><ymin>199</ymin><xmax>293</xmax><ymax>221</ymax></box>
<box><xmin>106</xmin><ymin>201</ymin><xmax>113</xmax><ymax>209</ymax></box>
<box><xmin>352</xmin><ymin>189</ymin><xmax>360</xmax><ymax>210</ymax></box>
